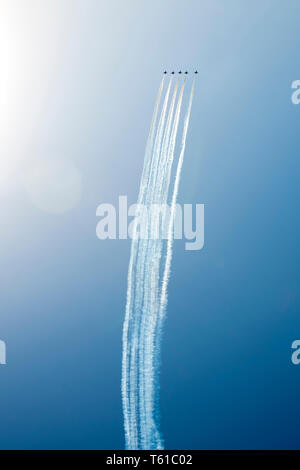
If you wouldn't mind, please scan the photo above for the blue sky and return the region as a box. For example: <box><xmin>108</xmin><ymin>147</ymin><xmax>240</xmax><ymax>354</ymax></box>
<box><xmin>0</xmin><ymin>0</ymin><xmax>299</xmax><ymax>449</ymax></box>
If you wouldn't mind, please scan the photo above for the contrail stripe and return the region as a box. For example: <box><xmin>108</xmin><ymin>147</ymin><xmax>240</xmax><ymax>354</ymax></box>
<box><xmin>139</xmin><ymin>80</ymin><xmax>186</xmax><ymax>449</ymax></box>
<box><xmin>160</xmin><ymin>78</ymin><xmax>195</xmax><ymax>315</ymax></box>
<box><xmin>122</xmin><ymin>78</ymin><xmax>164</xmax><ymax>448</ymax></box>
<box><xmin>127</xmin><ymin>78</ymin><xmax>172</xmax><ymax>448</ymax></box>
<box><xmin>122</xmin><ymin>76</ymin><xmax>195</xmax><ymax>450</ymax></box>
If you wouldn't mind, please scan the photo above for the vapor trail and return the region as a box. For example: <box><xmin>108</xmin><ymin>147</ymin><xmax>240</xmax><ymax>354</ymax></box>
<box><xmin>122</xmin><ymin>76</ymin><xmax>195</xmax><ymax>450</ymax></box>
<box><xmin>139</xmin><ymin>80</ymin><xmax>185</xmax><ymax>449</ymax></box>
<box><xmin>160</xmin><ymin>78</ymin><xmax>195</xmax><ymax>316</ymax></box>
<box><xmin>151</xmin><ymin>80</ymin><xmax>195</xmax><ymax>439</ymax></box>
<box><xmin>124</xmin><ymin>77</ymin><xmax>172</xmax><ymax>449</ymax></box>
<box><xmin>127</xmin><ymin>78</ymin><xmax>172</xmax><ymax>449</ymax></box>
<box><xmin>122</xmin><ymin>78</ymin><xmax>164</xmax><ymax>449</ymax></box>
<box><xmin>138</xmin><ymin>79</ymin><xmax>178</xmax><ymax>449</ymax></box>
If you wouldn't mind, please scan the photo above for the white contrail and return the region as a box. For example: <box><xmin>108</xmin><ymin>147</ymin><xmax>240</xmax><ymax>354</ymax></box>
<box><xmin>139</xmin><ymin>83</ymin><xmax>183</xmax><ymax>449</ymax></box>
<box><xmin>150</xmin><ymin>80</ymin><xmax>195</xmax><ymax>446</ymax></box>
<box><xmin>158</xmin><ymin>78</ymin><xmax>184</xmax><ymax>204</ymax></box>
<box><xmin>122</xmin><ymin>78</ymin><xmax>164</xmax><ymax>449</ymax></box>
<box><xmin>125</xmin><ymin>77</ymin><xmax>171</xmax><ymax>449</ymax></box>
<box><xmin>139</xmin><ymin>78</ymin><xmax>165</xmax><ymax>206</ymax></box>
<box><xmin>140</xmin><ymin>80</ymin><xmax>186</xmax><ymax>449</ymax></box>
<box><xmin>144</xmin><ymin>79</ymin><xmax>185</xmax><ymax>423</ymax></box>
<box><xmin>122</xmin><ymin>76</ymin><xmax>195</xmax><ymax>450</ymax></box>
<box><xmin>138</xmin><ymin>79</ymin><xmax>178</xmax><ymax>449</ymax></box>
<box><xmin>146</xmin><ymin>79</ymin><xmax>172</xmax><ymax>206</ymax></box>
<box><xmin>160</xmin><ymin>78</ymin><xmax>195</xmax><ymax>317</ymax></box>
<box><xmin>127</xmin><ymin>78</ymin><xmax>172</xmax><ymax>449</ymax></box>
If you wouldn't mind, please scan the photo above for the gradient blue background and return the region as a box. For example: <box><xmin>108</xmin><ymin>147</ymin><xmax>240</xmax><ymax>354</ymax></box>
<box><xmin>0</xmin><ymin>0</ymin><xmax>299</xmax><ymax>449</ymax></box>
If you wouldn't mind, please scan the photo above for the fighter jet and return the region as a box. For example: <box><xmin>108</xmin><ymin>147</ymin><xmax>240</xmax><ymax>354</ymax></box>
<box><xmin>194</xmin><ymin>70</ymin><xmax>198</xmax><ymax>74</ymax></box>
<box><xmin>184</xmin><ymin>71</ymin><xmax>188</xmax><ymax>74</ymax></box>
<box><xmin>164</xmin><ymin>71</ymin><xmax>167</xmax><ymax>74</ymax></box>
<box><xmin>178</xmin><ymin>71</ymin><xmax>182</xmax><ymax>74</ymax></box>
<box><xmin>171</xmin><ymin>71</ymin><xmax>175</xmax><ymax>74</ymax></box>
